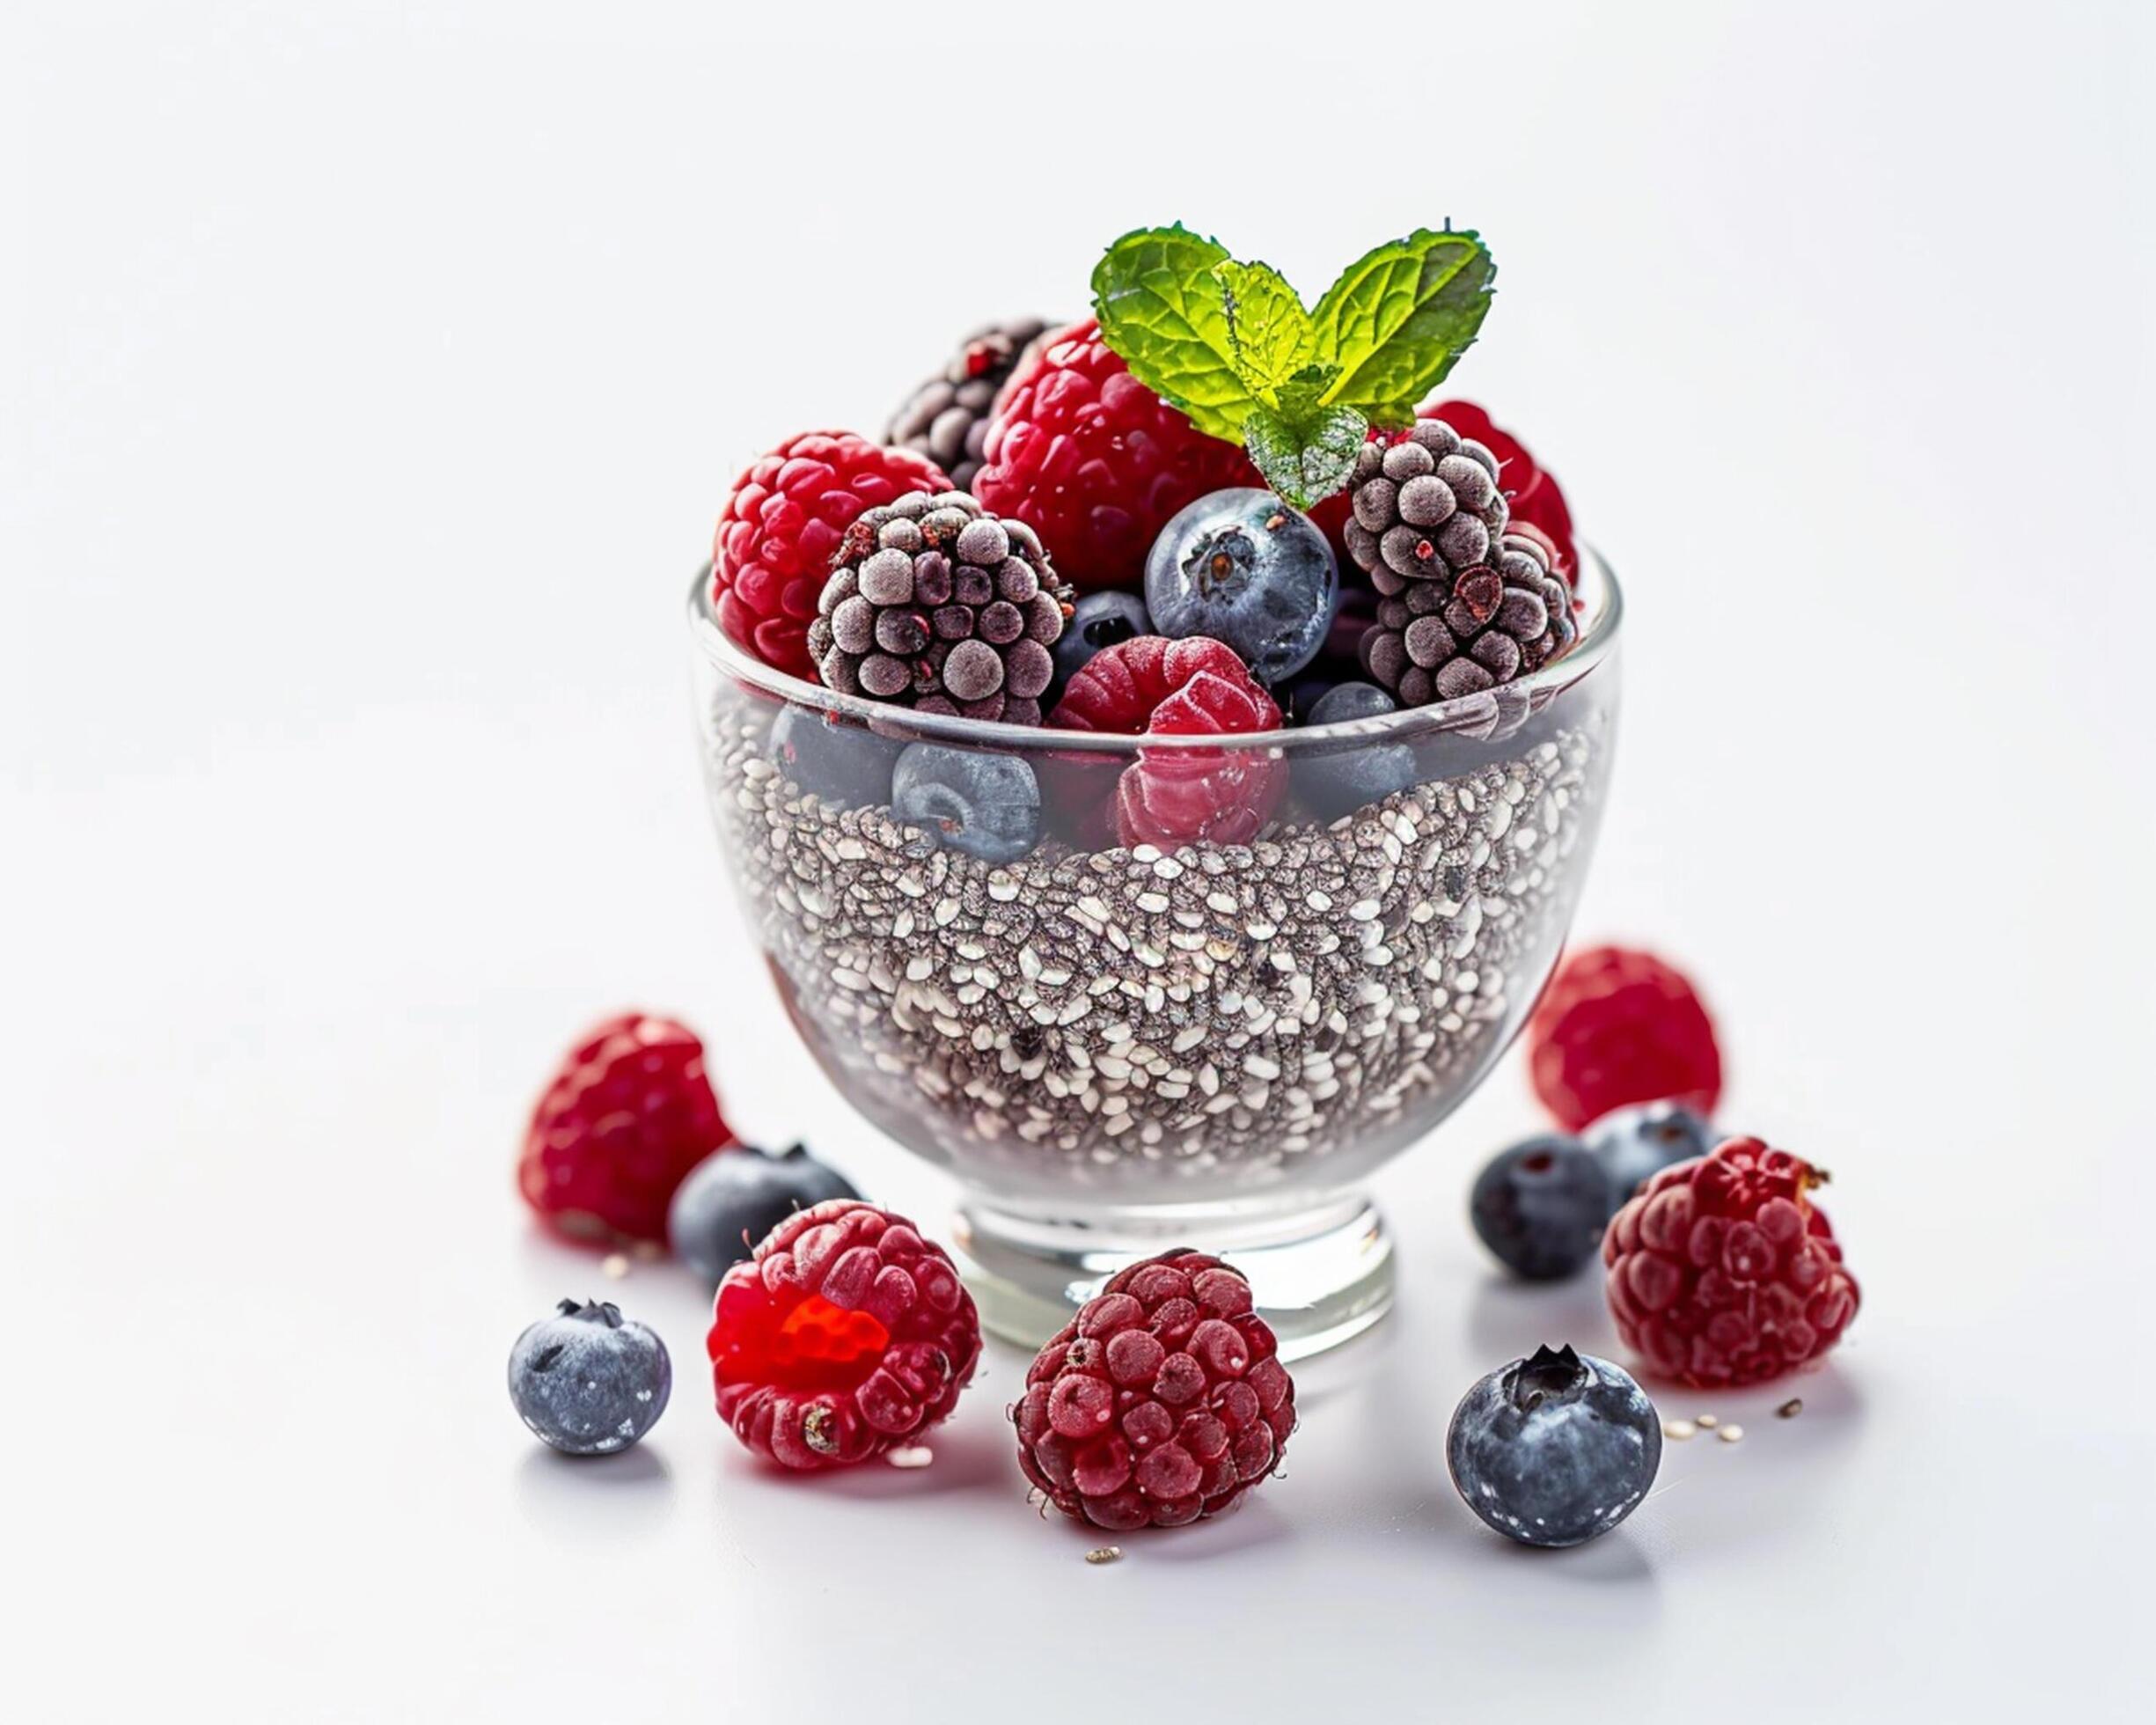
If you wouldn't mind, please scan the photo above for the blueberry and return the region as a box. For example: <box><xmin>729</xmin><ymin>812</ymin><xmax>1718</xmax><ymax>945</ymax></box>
<box><xmin>1469</xmin><ymin>1134</ymin><xmax>1610</xmax><ymax>1280</ymax></box>
<box><xmin>770</xmin><ymin>705</ymin><xmax>901</xmax><ymax>810</ymax></box>
<box><xmin>1050</xmin><ymin>591</ymin><xmax>1151</xmax><ymax>703</ymax></box>
<box><xmin>1293</xmin><ymin>680</ymin><xmax>1418</xmax><ymax>820</ymax></box>
<box><xmin>667</xmin><ymin>1142</ymin><xmax>860</xmax><ymax>1282</ymax></box>
<box><xmin>1586</xmin><ymin>1100</ymin><xmax>1719</xmax><ymax>1215</ymax></box>
<box><xmin>1447</xmin><ymin>1344</ymin><xmax>1662</xmax><ymax>1548</ymax></box>
<box><xmin>508</xmin><ymin>1298</ymin><xmax>671</xmax><ymax>1456</ymax></box>
<box><xmin>1144</xmin><ymin>488</ymin><xmax>1338</xmax><ymax>684</ymax></box>
<box><xmin>891</xmin><ymin>742</ymin><xmax>1040</xmax><ymax>862</ymax></box>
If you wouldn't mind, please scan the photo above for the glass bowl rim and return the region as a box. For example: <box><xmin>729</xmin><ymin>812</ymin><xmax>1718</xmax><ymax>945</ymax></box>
<box><xmin>687</xmin><ymin>543</ymin><xmax>1621</xmax><ymax>756</ymax></box>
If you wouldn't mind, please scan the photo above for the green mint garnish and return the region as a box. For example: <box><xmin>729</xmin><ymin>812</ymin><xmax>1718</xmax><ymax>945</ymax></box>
<box><xmin>1090</xmin><ymin>224</ymin><xmax>1496</xmax><ymax>509</ymax></box>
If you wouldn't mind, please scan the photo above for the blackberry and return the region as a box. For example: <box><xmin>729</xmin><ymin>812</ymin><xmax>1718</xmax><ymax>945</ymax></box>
<box><xmin>885</xmin><ymin>319</ymin><xmax>1053</xmax><ymax>491</ymax></box>
<box><xmin>1358</xmin><ymin>527</ymin><xmax>1576</xmax><ymax>707</ymax></box>
<box><xmin>805</xmin><ymin>490</ymin><xmax>1074</xmax><ymax>724</ymax></box>
<box><xmin>1341</xmin><ymin>417</ymin><xmax>1513</xmax><ymax>590</ymax></box>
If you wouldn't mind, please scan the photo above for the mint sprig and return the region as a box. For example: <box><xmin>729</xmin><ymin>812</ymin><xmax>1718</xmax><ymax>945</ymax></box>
<box><xmin>1090</xmin><ymin>224</ymin><xmax>1496</xmax><ymax>508</ymax></box>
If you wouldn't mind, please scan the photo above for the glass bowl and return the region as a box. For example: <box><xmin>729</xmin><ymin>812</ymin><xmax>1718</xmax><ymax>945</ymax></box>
<box><xmin>688</xmin><ymin>551</ymin><xmax>1622</xmax><ymax>1355</ymax></box>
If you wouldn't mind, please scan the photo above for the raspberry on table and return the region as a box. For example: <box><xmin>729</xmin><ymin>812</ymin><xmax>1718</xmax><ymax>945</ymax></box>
<box><xmin>706</xmin><ymin>1200</ymin><xmax>981</xmax><ymax>1469</ymax></box>
<box><xmin>519</xmin><ymin>1012</ymin><xmax>734</xmax><ymax>1246</ymax></box>
<box><xmin>973</xmin><ymin>319</ymin><xmax>1262</xmax><ymax>591</ymax></box>
<box><xmin>1603</xmin><ymin>1136</ymin><xmax>1861</xmax><ymax>1387</ymax></box>
<box><xmin>1526</xmin><ymin>945</ymin><xmax>1724</xmax><ymax>1132</ymax></box>
<box><xmin>1012</xmin><ymin>1250</ymin><xmax>1294</xmax><ymax>1530</ymax></box>
<box><xmin>711</xmin><ymin>431</ymin><xmax>952</xmax><ymax>680</ymax></box>
<box><xmin>1050</xmin><ymin>635</ymin><xmax>1287</xmax><ymax>847</ymax></box>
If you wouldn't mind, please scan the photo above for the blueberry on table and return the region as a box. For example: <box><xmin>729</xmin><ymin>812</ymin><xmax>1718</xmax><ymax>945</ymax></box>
<box><xmin>667</xmin><ymin>1143</ymin><xmax>861</xmax><ymax>1283</ymax></box>
<box><xmin>508</xmin><ymin>1298</ymin><xmax>671</xmax><ymax>1456</ymax></box>
<box><xmin>1585</xmin><ymin>1099</ymin><xmax>1719</xmax><ymax>1215</ymax></box>
<box><xmin>1447</xmin><ymin>1345</ymin><xmax>1661</xmax><ymax>1548</ymax></box>
<box><xmin>1144</xmin><ymin>488</ymin><xmax>1338</xmax><ymax>685</ymax></box>
<box><xmin>891</xmin><ymin>742</ymin><xmax>1041</xmax><ymax>863</ymax></box>
<box><xmin>1470</xmin><ymin>1133</ymin><xmax>1610</xmax><ymax>1280</ymax></box>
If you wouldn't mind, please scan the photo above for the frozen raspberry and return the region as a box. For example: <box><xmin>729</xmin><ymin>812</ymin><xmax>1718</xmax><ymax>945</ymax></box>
<box><xmin>1012</xmin><ymin>1250</ymin><xmax>1294</xmax><ymax>1530</ymax></box>
<box><xmin>1313</xmin><ymin>400</ymin><xmax>1576</xmax><ymax>579</ymax></box>
<box><xmin>711</xmin><ymin>431</ymin><xmax>952</xmax><ymax>679</ymax></box>
<box><xmin>519</xmin><ymin>1013</ymin><xmax>734</xmax><ymax>1246</ymax></box>
<box><xmin>1050</xmin><ymin>635</ymin><xmax>1286</xmax><ymax>848</ymax></box>
<box><xmin>1603</xmin><ymin>1136</ymin><xmax>1860</xmax><ymax>1387</ymax></box>
<box><xmin>974</xmin><ymin>319</ymin><xmax>1261</xmax><ymax>591</ymax></box>
<box><xmin>707</xmin><ymin>1200</ymin><xmax>980</xmax><ymax>1469</ymax></box>
<box><xmin>1527</xmin><ymin>945</ymin><xmax>1723</xmax><ymax>1132</ymax></box>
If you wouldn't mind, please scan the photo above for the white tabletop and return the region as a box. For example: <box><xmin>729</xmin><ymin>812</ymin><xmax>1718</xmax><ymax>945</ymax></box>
<box><xmin>6</xmin><ymin>2</ymin><xmax>2151</xmax><ymax>1719</ymax></box>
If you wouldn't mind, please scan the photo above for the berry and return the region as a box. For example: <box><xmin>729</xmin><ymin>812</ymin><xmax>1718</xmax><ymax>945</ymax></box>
<box><xmin>1049</xmin><ymin>591</ymin><xmax>1151</xmax><ymax>703</ymax></box>
<box><xmin>1528</xmin><ymin>946</ymin><xmax>1724</xmax><ymax>1133</ymax></box>
<box><xmin>1342</xmin><ymin>416</ymin><xmax>1513</xmax><ymax>590</ymax></box>
<box><xmin>885</xmin><ymin>318</ymin><xmax>1054</xmax><ymax>491</ymax></box>
<box><xmin>1586</xmin><ymin>1100</ymin><xmax>1719</xmax><ymax>1215</ymax></box>
<box><xmin>768</xmin><ymin>706</ymin><xmax>902</xmax><ymax>811</ymax></box>
<box><xmin>974</xmin><ymin>319</ymin><xmax>1262</xmax><ymax>591</ymax></box>
<box><xmin>1359</xmin><ymin>526</ymin><xmax>1576</xmax><ymax>707</ymax></box>
<box><xmin>509</xmin><ymin>1298</ymin><xmax>671</xmax><ymax>1456</ymax></box>
<box><xmin>1292</xmin><ymin>680</ymin><xmax>1416</xmax><ymax>821</ymax></box>
<box><xmin>1012</xmin><ymin>1250</ymin><xmax>1294</xmax><ymax>1530</ymax></box>
<box><xmin>1143</xmin><ymin>488</ymin><xmax>1338</xmax><ymax>685</ymax></box>
<box><xmin>1050</xmin><ymin>635</ymin><xmax>1286</xmax><ymax>848</ymax></box>
<box><xmin>668</xmin><ymin>1142</ymin><xmax>860</xmax><ymax>1284</ymax></box>
<box><xmin>1447</xmin><ymin>1344</ymin><xmax>1661</xmax><ymax>1548</ymax></box>
<box><xmin>707</xmin><ymin>1200</ymin><xmax>980</xmax><ymax>1469</ymax></box>
<box><xmin>891</xmin><ymin>742</ymin><xmax>1042</xmax><ymax>863</ymax></box>
<box><xmin>712</xmin><ymin>431</ymin><xmax>953</xmax><ymax>681</ymax></box>
<box><xmin>1469</xmin><ymin>1134</ymin><xmax>1610</xmax><ymax>1281</ymax></box>
<box><xmin>1603</xmin><ymin>1136</ymin><xmax>1860</xmax><ymax>1388</ymax></box>
<box><xmin>805</xmin><ymin>489</ymin><xmax>1071</xmax><ymax>724</ymax></box>
<box><xmin>1275</xmin><ymin>585</ymin><xmax>1381</xmax><ymax>722</ymax></box>
<box><xmin>519</xmin><ymin>1013</ymin><xmax>732</xmax><ymax>1246</ymax></box>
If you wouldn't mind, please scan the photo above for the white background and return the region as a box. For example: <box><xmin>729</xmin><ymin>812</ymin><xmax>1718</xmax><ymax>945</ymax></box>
<box><xmin>5</xmin><ymin>2</ymin><xmax>2152</xmax><ymax>1718</ymax></box>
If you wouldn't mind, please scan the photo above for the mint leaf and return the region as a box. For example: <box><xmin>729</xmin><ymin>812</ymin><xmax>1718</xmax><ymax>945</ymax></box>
<box><xmin>1214</xmin><ymin>260</ymin><xmax>1313</xmax><ymax>395</ymax></box>
<box><xmin>1243</xmin><ymin>398</ymin><xmax>1368</xmax><ymax>510</ymax></box>
<box><xmin>1309</xmin><ymin>229</ymin><xmax>1495</xmax><ymax>422</ymax></box>
<box><xmin>1090</xmin><ymin>225</ymin><xmax>1253</xmax><ymax>440</ymax></box>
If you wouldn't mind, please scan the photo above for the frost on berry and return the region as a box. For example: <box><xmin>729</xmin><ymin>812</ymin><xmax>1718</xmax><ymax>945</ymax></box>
<box><xmin>1603</xmin><ymin>1137</ymin><xmax>1860</xmax><ymax>1388</ymax></box>
<box><xmin>707</xmin><ymin>1200</ymin><xmax>981</xmax><ymax>1469</ymax></box>
<box><xmin>1012</xmin><ymin>1249</ymin><xmax>1294</xmax><ymax>1530</ymax></box>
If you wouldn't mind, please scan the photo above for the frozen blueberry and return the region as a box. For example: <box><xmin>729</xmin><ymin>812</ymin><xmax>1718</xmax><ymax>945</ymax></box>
<box><xmin>1586</xmin><ymin>1100</ymin><xmax>1720</xmax><ymax>1215</ymax></box>
<box><xmin>1293</xmin><ymin>680</ymin><xmax>1418</xmax><ymax>820</ymax></box>
<box><xmin>1050</xmin><ymin>591</ymin><xmax>1152</xmax><ymax>703</ymax></box>
<box><xmin>508</xmin><ymin>1298</ymin><xmax>671</xmax><ymax>1456</ymax></box>
<box><xmin>1470</xmin><ymin>1133</ymin><xmax>1610</xmax><ymax>1280</ymax></box>
<box><xmin>1144</xmin><ymin>488</ymin><xmax>1338</xmax><ymax>685</ymax></box>
<box><xmin>891</xmin><ymin>742</ymin><xmax>1040</xmax><ymax>862</ymax></box>
<box><xmin>769</xmin><ymin>705</ymin><xmax>901</xmax><ymax>810</ymax></box>
<box><xmin>667</xmin><ymin>1142</ymin><xmax>860</xmax><ymax>1282</ymax></box>
<box><xmin>1447</xmin><ymin>1345</ymin><xmax>1661</xmax><ymax>1548</ymax></box>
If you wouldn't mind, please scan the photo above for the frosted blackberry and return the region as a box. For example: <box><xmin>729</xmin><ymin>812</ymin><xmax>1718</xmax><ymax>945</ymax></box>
<box><xmin>1359</xmin><ymin>527</ymin><xmax>1576</xmax><ymax>707</ymax></box>
<box><xmin>806</xmin><ymin>491</ymin><xmax>1073</xmax><ymax>724</ymax></box>
<box><xmin>1342</xmin><ymin>418</ymin><xmax>1511</xmax><ymax>588</ymax></box>
<box><xmin>885</xmin><ymin>319</ymin><xmax>1053</xmax><ymax>491</ymax></box>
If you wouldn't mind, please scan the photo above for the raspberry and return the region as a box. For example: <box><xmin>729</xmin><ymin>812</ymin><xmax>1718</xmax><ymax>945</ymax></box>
<box><xmin>1012</xmin><ymin>1251</ymin><xmax>1294</xmax><ymax>1530</ymax></box>
<box><xmin>1050</xmin><ymin>635</ymin><xmax>1286</xmax><ymax>847</ymax></box>
<box><xmin>711</xmin><ymin>431</ymin><xmax>952</xmax><ymax>679</ymax></box>
<box><xmin>519</xmin><ymin>1013</ymin><xmax>734</xmax><ymax>1246</ymax></box>
<box><xmin>1527</xmin><ymin>945</ymin><xmax>1723</xmax><ymax>1132</ymax></box>
<box><xmin>1603</xmin><ymin>1136</ymin><xmax>1860</xmax><ymax>1387</ymax></box>
<box><xmin>707</xmin><ymin>1200</ymin><xmax>981</xmax><ymax>1469</ymax></box>
<box><xmin>974</xmin><ymin>319</ymin><xmax>1262</xmax><ymax>591</ymax></box>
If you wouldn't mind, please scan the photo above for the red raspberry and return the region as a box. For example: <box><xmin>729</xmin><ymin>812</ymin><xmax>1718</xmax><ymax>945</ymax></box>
<box><xmin>707</xmin><ymin>1200</ymin><xmax>981</xmax><ymax>1469</ymax></box>
<box><xmin>519</xmin><ymin>1012</ymin><xmax>734</xmax><ymax>1246</ymax></box>
<box><xmin>1013</xmin><ymin>1251</ymin><xmax>1294</xmax><ymax>1530</ymax></box>
<box><xmin>711</xmin><ymin>430</ymin><xmax>951</xmax><ymax>679</ymax></box>
<box><xmin>973</xmin><ymin>319</ymin><xmax>1261</xmax><ymax>591</ymax></box>
<box><xmin>1604</xmin><ymin>1136</ymin><xmax>1860</xmax><ymax>1387</ymax></box>
<box><xmin>1050</xmin><ymin>635</ymin><xmax>1286</xmax><ymax>848</ymax></box>
<box><xmin>1313</xmin><ymin>398</ymin><xmax>1577</xmax><ymax>578</ymax></box>
<box><xmin>1527</xmin><ymin>945</ymin><xmax>1723</xmax><ymax>1132</ymax></box>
